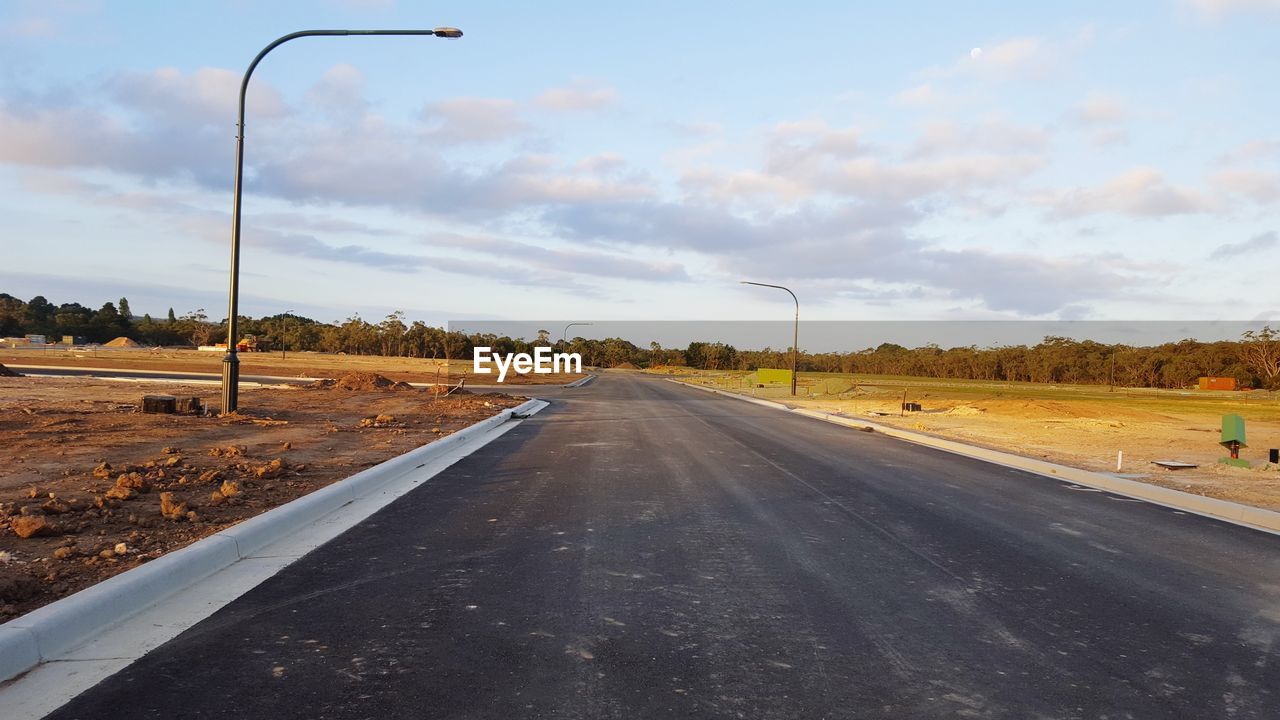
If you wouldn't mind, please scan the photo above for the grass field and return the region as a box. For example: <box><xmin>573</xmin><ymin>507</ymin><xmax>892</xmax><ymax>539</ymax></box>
<box><xmin>648</xmin><ymin>366</ymin><xmax>1280</xmax><ymax>512</ymax></box>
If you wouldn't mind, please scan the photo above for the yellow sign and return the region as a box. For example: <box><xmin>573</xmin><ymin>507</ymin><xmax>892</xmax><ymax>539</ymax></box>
<box><xmin>757</xmin><ymin>368</ymin><xmax>793</xmax><ymax>384</ymax></box>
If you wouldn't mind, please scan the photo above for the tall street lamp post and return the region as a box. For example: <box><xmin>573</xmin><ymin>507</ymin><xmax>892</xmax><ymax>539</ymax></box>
<box><xmin>220</xmin><ymin>27</ymin><xmax>463</xmax><ymax>414</ymax></box>
<box><xmin>740</xmin><ymin>281</ymin><xmax>799</xmax><ymax>396</ymax></box>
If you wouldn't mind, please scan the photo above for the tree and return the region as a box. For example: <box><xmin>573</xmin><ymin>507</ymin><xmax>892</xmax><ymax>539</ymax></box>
<box><xmin>167</xmin><ymin>307</ymin><xmax>177</xmax><ymax>323</ymax></box>
<box><xmin>181</xmin><ymin>309</ymin><xmax>214</xmax><ymax>347</ymax></box>
<box><xmin>118</xmin><ymin>297</ymin><xmax>133</xmax><ymax>321</ymax></box>
<box><xmin>1240</xmin><ymin>326</ymin><xmax>1280</xmax><ymax>389</ymax></box>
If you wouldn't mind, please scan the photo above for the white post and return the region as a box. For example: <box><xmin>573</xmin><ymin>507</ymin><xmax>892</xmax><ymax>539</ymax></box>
<box><xmin>1116</xmin><ymin>450</ymin><xmax>1124</xmax><ymax>472</ymax></box>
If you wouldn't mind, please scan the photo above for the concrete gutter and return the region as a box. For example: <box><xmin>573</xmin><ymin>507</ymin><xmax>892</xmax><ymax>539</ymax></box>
<box><xmin>0</xmin><ymin>398</ymin><xmax>548</xmax><ymax>684</ymax></box>
<box><xmin>563</xmin><ymin>374</ymin><xmax>596</xmax><ymax>388</ymax></box>
<box><xmin>670</xmin><ymin>379</ymin><xmax>1280</xmax><ymax>536</ymax></box>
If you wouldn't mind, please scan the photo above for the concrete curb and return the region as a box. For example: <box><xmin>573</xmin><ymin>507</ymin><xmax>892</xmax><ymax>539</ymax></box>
<box><xmin>669</xmin><ymin>379</ymin><xmax>1280</xmax><ymax>536</ymax></box>
<box><xmin>0</xmin><ymin>398</ymin><xmax>547</xmax><ymax>684</ymax></box>
<box><xmin>564</xmin><ymin>374</ymin><xmax>596</xmax><ymax>388</ymax></box>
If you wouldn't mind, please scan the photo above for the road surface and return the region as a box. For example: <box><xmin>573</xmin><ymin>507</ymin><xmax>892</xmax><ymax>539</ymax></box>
<box><xmin>46</xmin><ymin>374</ymin><xmax>1280</xmax><ymax>718</ymax></box>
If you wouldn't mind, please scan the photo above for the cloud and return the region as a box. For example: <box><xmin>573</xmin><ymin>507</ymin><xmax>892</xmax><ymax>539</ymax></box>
<box><xmin>1209</xmin><ymin>231</ymin><xmax>1278</xmax><ymax>259</ymax></box>
<box><xmin>305</xmin><ymin>64</ymin><xmax>368</xmax><ymax>122</ymax></box>
<box><xmin>420</xmin><ymin>97</ymin><xmax>528</xmax><ymax>144</ymax></box>
<box><xmin>892</xmin><ymin>82</ymin><xmax>940</xmax><ymax>106</ymax></box>
<box><xmin>1216</xmin><ymin>139</ymin><xmax>1280</xmax><ymax>165</ymax></box>
<box><xmin>677</xmin><ymin>119</ymin><xmax>1044</xmax><ymax>206</ymax></box>
<box><xmin>1210</xmin><ymin>169</ymin><xmax>1280</xmax><ymax>203</ymax></box>
<box><xmin>669</xmin><ymin>121</ymin><xmax>722</xmax><ymax>137</ymax></box>
<box><xmin>255</xmin><ymin>232</ymin><xmax>426</xmax><ymax>271</ymax></box>
<box><xmin>926</xmin><ymin>37</ymin><xmax>1054</xmax><ymax>82</ymax></box>
<box><xmin>1184</xmin><ymin>0</ymin><xmax>1280</xmax><ymax>18</ymax></box>
<box><xmin>427</xmin><ymin>233</ymin><xmax>689</xmax><ymax>282</ymax></box>
<box><xmin>8</xmin><ymin>16</ymin><xmax>55</xmax><ymax>38</ymax></box>
<box><xmin>909</xmin><ymin>119</ymin><xmax>1049</xmax><ymax>157</ymax></box>
<box><xmin>534</xmin><ymin>79</ymin><xmax>617</xmax><ymax>111</ymax></box>
<box><xmin>1073</xmin><ymin>92</ymin><xmax>1127</xmax><ymax>124</ymax></box>
<box><xmin>1069</xmin><ymin>93</ymin><xmax>1129</xmax><ymax>147</ymax></box>
<box><xmin>108</xmin><ymin>66</ymin><xmax>286</xmax><ymax>123</ymax></box>
<box><xmin>544</xmin><ymin>198</ymin><xmax>1134</xmax><ymax>315</ymax></box>
<box><xmin>0</xmin><ymin>58</ymin><xmax>1203</xmax><ymax>317</ymax></box>
<box><xmin>1045</xmin><ymin>168</ymin><xmax>1215</xmax><ymax>217</ymax></box>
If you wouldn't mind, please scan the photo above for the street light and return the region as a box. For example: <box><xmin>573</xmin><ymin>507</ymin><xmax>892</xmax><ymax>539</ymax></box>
<box><xmin>562</xmin><ymin>322</ymin><xmax>593</xmax><ymax>345</ymax></box>
<box><xmin>740</xmin><ymin>281</ymin><xmax>799</xmax><ymax>396</ymax></box>
<box><xmin>220</xmin><ymin>27</ymin><xmax>463</xmax><ymax>414</ymax></box>
<box><xmin>281</xmin><ymin>309</ymin><xmax>295</xmax><ymax>360</ymax></box>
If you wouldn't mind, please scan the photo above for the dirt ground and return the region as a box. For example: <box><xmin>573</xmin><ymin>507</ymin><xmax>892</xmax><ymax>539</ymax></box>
<box><xmin>0</xmin><ymin>348</ymin><xmax>585</xmax><ymax>386</ymax></box>
<box><xmin>0</xmin><ymin>372</ymin><xmax>524</xmax><ymax>619</ymax></box>
<box><xmin>658</xmin><ymin>369</ymin><xmax>1280</xmax><ymax>513</ymax></box>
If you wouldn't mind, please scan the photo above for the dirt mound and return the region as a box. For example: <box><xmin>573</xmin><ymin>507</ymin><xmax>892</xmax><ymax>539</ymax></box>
<box><xmin>612</xmin><ymin>361</ymin><xmax>639</xmax><ymax>370</ymax></box>
<box><xmin>310</xmin><ymin>372</ymin><xmax>412</xmax><ymax>391</ymax></box>
<box><xmin>0</xmin><ymin>363</ymin><xmax>21</xmax><ymax>377</ymax></box>
<box><xmin>104</xmin><ymin>337</ymin><xmax>142</xmax><ymax>348</ymax></box>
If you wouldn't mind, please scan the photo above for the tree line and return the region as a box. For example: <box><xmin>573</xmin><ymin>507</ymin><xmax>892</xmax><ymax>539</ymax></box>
<box><xmin>2</xmin><ymin>293</ymin><xmax>1277</xmax><ymax>389</ymax></box>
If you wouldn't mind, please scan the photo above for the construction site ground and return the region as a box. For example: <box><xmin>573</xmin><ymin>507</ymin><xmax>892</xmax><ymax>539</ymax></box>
<box><xmin>0</xmin><ymin>372</ymin><xmax>523</xmax><ymax>620</ymax></box>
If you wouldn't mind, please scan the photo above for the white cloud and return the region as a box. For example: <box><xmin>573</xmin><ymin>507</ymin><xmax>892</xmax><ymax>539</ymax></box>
<box><xmin>534</xmin><ymin>79</ymin><xmax>617</xmax><ymax>111</ymax></box>
<box><xmin>1210</xmin><ymin>169</ymin><xmax>1280</xmax><ymax>203</ymax></box>
<box><xmin>1210</xmin><ymin>231</ymin><xmax>1278</xmax><ymax>259</ymax></box>
<box><xmin>926</xmin><ymin>37</ymin><xmax>1054</xmax><ymax>82</ymax></box>
<box><xmin>892</xmin><ymin>82</ymin><xmax>940</xmax><ymax>106</ymax></box>
<box><xmin>421</xmin><ymin>97</ymin><xmax>527</xmax><ymax>144</ymax></box>
<box><xmin>1216</xmin><ymin>139</ymin><xmax>1280</xmax><ymax>165</ymax></box>
<box><xmin>1046</xmin><ymin>168</ymin><xmax>1216</xmax><ymax>217</ymax></box>
<box><xmin>1074</xmin><ymin>92</ymin><xmax>1127</xmax><ymax>124</ymax></box>
<box><xmin>910</xmin><ymin>119</ymin><xmax>1049</xmax><ymax>158</ymax></box>
<box><xmin>1184</xmin><ymin>0</ymin><xmax>1280</xmax><ymax>18</ymax></box>
<box><xmin>109</xmin><ymin>66</ymin><xmax>286</xmax><ymax>124</ymax></box>
<box><xmin>305</xmin><ymin>64</ymin><xmax>368</xmax><ymax>121</ymax></box>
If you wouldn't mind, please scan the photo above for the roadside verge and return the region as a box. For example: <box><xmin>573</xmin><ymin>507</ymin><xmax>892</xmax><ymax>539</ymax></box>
<box><xmin>0</xmin><ymin>397</ymin><xmax>549</xmax><ymax>685</ymax></box>
<box><xmin>670</xmin><ymin>380</ymin><xmax>1280</xmax><ymax>536</ymax></box>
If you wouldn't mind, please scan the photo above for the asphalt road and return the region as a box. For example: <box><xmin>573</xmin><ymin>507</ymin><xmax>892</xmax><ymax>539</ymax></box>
<box><xmin>47</xmin><ymin>374</ymin><xmax>1280</xmax><ymax>719</ymax></box>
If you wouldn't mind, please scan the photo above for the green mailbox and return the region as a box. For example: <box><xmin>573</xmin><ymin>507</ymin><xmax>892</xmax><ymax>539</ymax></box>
<box><xmin>1220</xmin><ymin>414</ymin><xmax>1247</xmax><ymax>460</ymax></box>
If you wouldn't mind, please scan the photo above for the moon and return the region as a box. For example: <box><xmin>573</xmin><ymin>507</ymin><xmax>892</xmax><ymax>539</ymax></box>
<box><xmin>970</xmin><ymin>47</ymin><xmax>983</xmax><ymax>59</ymax></box>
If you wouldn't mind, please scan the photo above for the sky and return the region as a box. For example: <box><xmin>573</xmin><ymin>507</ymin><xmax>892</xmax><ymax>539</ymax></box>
<box><xmin>2</xmin><ymin>0</ymin><xmax>1279</xmax><ymax>329</ymax></box>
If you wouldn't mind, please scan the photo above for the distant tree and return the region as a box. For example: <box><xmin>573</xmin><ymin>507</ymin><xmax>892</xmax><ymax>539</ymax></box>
<box><xmin>181</xmin><ymin>309</ymin><xmax>214</xmax><ymax>346</ymax></box>
<box><xmin>1240</xmin><ymin>326</ymin><xmax>1280</xmax><ymax>389</ymax></box>
<box><xmin>89</xmin><ymin>302</ymin><xmax>125</xmax><ymax>341</ymax></box>
<box><xmin>379</xmin><ymin>311</ymin><xmax>407</xmax><ymax>356</ymax></box>
<box><xmin>25</xmin><ymin>295</ymin><xmax>55</xmax><ymax>330</ymax></box>
<box><xmin>167</xmin><ymin>307</ymin><xmax>177</xmax><ymax>323</ymax></box>
<box><xmin>0</xmin><ymin>294</ymin><xmax>24</xmax><ymax>336</ymax></box>
<box><xmin>118</xmin><ymin>297</ymin><xmax>132</xmax><ymax>321</ymax></box>
<box><xmin>536</xmin><ymin>328</ymin><xmax>550</xmax><ymax>345</ymax></box>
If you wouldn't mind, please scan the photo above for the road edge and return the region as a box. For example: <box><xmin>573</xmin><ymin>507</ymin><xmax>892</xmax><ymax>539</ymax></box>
<box><xmin>668</xmin><ymin>379</ymin><xmax>1280</xmax><ymax>536</ymax></box>
<box><xmin>0</xmin><ymin>397</ymin><xmax>549</xmax><ymax>684</ymax></box>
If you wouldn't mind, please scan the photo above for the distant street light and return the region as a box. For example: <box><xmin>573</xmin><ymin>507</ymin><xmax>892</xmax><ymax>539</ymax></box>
<box><xmin>281</xmin><ymin>309</ymin><xmax>295</xmax><ymax>361</ymax></box>
<box><xmin>562</xmin><ymin>322</ymin><xmax>593</xmax><ymax>345</ymax></box>
<box><xmin>220</xmin><ymin>28</ymin><xmax>463</xmax><ymax>414</ymax></box>
<box><xmin>741</xmin><ymin>281</ymin><xmax>799</xmax><ymax>396</ymax></box>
